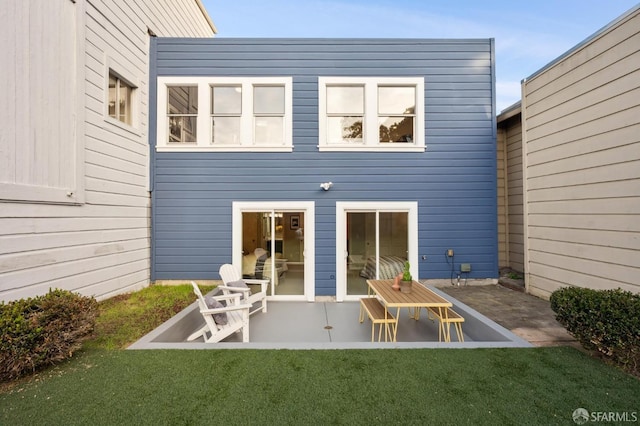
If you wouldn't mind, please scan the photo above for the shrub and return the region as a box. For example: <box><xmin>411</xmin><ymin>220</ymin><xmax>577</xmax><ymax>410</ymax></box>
<box><xmin>0</xmin><ymin>289</ymin><xmax>98</xmax><ymax>382</ymax></box>
<box><xmin>550</xmin><ymin>287</ymin><xmax>640</xmax><ymax>376</ymax></box>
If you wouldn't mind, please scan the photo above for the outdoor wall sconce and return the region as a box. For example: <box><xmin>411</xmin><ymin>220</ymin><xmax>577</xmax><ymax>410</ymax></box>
<box><xmin>320</xmin><ymin>182</ymin><xmax>333</xmax><ymax>191</ymax></box>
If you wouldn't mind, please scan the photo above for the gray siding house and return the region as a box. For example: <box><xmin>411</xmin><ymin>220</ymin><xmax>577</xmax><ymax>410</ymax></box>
<box><xmin>521</xmin><ymin>6</ymin><xmax>640</xmax><ymax>298</ymax></box>
<box><xmin>497</xmin><ymin>4</ymin><xmax>640</xmax><ymax>298</ymax></box>
<box><xmin>150</xmin><ymin>38</ymin><xmax>497</xmax><ymax>301</ymax></box>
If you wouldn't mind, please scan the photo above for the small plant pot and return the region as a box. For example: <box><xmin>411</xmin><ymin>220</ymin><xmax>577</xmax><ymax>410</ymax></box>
<box><xmin>400</xmin><ymin>280</ymin><xmax>413</xmax><ymax>293</ymax></box>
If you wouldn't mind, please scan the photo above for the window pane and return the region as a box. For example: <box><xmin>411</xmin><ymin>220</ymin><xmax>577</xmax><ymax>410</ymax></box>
<box><xmin>212</xmin><ymin>86</ymin><xmax>241</xmax><ymax>114</ymax></box>
<box><xmin>379</xmin><ymin>116</ymin><xmax>414</xmax><ymax>143</ymax></box>
<box><xmin>119</xmin><ymin>82</ymin><xmax>131</xmax><ymax>124</ymax></box>
<box><xmin>254</xmin><ymin>86</ymin><xmax>284</xmax><ymax>114</ymax></box>
<box><xmin>168</xmin><ymin>86</ymin><xmax>198</xmax><ymax>114</ymax></box>
<box><xmin>168</xmin><ymin>116</ymin><xmax>197</xmax><ymax>143</ymax></box>
<box><xmin>378</xmin><ymin>86</ymin><xmax>415</xmax><ymax>115</ymax></box>
<box><xmin>379</xmin><ymin>212</ymin><xmax>408</xmax><ymax>258</ymax></box>
<box><xmin>108</xmin><ymin>76</ymin><xmax>117</xmax><ymax>119</ymax></box>
<box><xmin>254</xmin><ymin>116</ymin><xmax>284</xmax><ymax>145</ymax></box>
<box><xmin>212</xmin><ymin>117</ymin><xmax>241</xmax><ymax>144</ymax></box>
<box><xmin>327</xmin><ymin>86</ymin><xmax>364</xmax><ymax>114</ymax></box>
<box><xmin>328</xmin><ymin>117</ymin><xmax>363</xmax><ymax>144</ymax></box>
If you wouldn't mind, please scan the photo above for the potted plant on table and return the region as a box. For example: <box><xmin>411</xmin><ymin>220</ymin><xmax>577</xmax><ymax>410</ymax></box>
<box><xmin>400</xmin><ymin>261</ymin><xmax>413</xmax><ymax>293</ymax></box>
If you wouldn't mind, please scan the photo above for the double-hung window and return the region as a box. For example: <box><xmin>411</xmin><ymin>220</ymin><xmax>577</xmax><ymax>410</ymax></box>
<box><xmin>319</xmin><ymin>77</ymin><xmax>425</xmax><ymax>151</ymax></box>
<box><xmin>211</xmin><ymin>85</ymin><xmax>241</xmax><ymax>145</ymax></box>
<box><xmin>167</xmin><ymin>86</ymin><xmax>198</xmax><ymax>143</ymax></box>
<box><xmin>157</xmin><ymin>77</ymin><xmax>292</xmax><ymax>152</ymax></box>
<box><xmin>326</xmin><ymin>86</ymin><xmax>364</xmax><ymax>144</ymax></box>
<box><xmin>253</xmin><ymin>86</ymin><xmax>286</xmax><ymax>146</ymax></box>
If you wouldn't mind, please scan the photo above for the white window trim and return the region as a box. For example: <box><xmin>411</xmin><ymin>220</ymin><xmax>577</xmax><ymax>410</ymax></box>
<box><xmin>104</xmin><ymin>56</ymin><xmax>140</xmax><ymax>135</ymax></box>
<box><xmin>335</xmin><ymin>201</ymin><xmax>419</xmax><ymax>302</ymax></box>
<box><xmin>318</xmin><ymin>77</ymin><xmax>425</xmax><ymax>152</ymax></box>
<box><xmin>156</xmin><ymin>76</ymin><xmax>293</xmax><ymax>152</ymax></box>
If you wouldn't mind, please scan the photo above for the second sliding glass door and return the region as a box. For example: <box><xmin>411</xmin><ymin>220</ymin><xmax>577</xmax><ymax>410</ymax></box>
<box><xmin>346</xmin><ymin>211</ymin><xmax>409</xmax><ymax>295</ymax></box>
<box><xmin>336</xmin><ymin>202</ymin><xmax>418</xmax><ymax>301</ymax></box>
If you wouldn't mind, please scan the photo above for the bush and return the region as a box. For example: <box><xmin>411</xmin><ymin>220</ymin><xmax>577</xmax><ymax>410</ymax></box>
<box><xmin>550</xmin><ymin>287</ymin><xmax>640</xmax><ymax>376</ymax></box>
<box><xmin>0</xmin><ymin>289</ymin><xmax>98</xmax><ymax>382</ymax></box>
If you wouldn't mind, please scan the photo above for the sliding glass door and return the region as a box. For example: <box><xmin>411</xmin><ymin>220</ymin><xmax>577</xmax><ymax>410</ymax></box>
<box><xmin>336</xmin><ymin>202</ymin><xmax>418</xmax><ymax>301</ymax></box>
<box><xmin>233</xmin><ymin>202</ymin><xmax>314</xmax><ymax>301</ymax></box>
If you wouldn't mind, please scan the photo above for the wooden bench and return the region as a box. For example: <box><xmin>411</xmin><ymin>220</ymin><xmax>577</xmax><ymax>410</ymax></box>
<box><xmin>425</xmin><ymin>307</ymin><xmax>465</xmax><ymax>342</ymax></box>
<box><xmin>359</xmin><ymin>297</ymin><xmax>397</xmax><ymax>342</ymax></box>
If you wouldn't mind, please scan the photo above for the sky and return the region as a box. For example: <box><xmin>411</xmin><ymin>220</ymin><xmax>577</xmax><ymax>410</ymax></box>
<box><xmin>201</xmin><ymin>1</ymin><xmax>639</xmax><ymax>113</ymax></box>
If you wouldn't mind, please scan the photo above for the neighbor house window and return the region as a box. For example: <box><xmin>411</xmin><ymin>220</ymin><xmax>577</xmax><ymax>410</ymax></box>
<box><xmin>108</xmin><ymin>72</ymin><xmax>134</xmax><ymax>125</ymax></box>
<box><xmin>319</xmin><ymin>77</ymin><xmax>424</xmax><ymax>151</ymax></box>
<box><xmin>157</xmin><ymin>77</ymin><xmax>292</xmax><ymax>152</ymax></box>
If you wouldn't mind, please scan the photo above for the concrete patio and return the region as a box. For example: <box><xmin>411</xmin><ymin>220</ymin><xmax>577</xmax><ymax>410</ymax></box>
<box><xmin>128</xmin><ymin>284</ymin><xmax>571</xmax><ymax>350</ymax></box>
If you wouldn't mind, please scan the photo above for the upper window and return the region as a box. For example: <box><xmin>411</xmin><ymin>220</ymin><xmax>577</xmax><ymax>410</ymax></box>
<box><xmin>319</xmin><ymin>77</ymin><xmax>425</xmax><ymax>151</ymax></box>
<box><xmin>168</xmin><ymin>86</ymin><xmax>198</xmax><ymax>143</ymax></box>
<box><xmin>108</xmin><ymin>71</ymin><xmax>136</xmax><ymax>126</ymax></box>
<box><xmin>157</xmin><ymin>77</ymin><xmax>293</xmax><ymax>152</ymax></box>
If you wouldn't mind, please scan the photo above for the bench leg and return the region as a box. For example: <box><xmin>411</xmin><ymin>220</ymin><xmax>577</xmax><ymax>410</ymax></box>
<box><xmin>387</xmin><ymin>321</ymin><xmax>396</xmax><ymax>342</ymax></box>
<box><xmin>454</xmin><ymin>322</ymin><xmax>464</xmax><ymax>342</ymax></box>
<box><xmin>435</xmin><ymin>319</ymin><xmax>451</xmax><ymax>343</ymax></box>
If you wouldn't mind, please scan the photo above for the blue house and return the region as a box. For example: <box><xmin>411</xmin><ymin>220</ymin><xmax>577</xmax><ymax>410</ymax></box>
<box><xmin>150</xmin><ymin>38</ymin><xmax>497</xmax><ymax>302</ymax></box>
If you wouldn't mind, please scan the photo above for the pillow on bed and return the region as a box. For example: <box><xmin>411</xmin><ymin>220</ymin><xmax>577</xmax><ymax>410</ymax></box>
<box><xmin>205</xmin><ymin>297</ymin><xmax>228</xmax><ymax>325</ymax></box>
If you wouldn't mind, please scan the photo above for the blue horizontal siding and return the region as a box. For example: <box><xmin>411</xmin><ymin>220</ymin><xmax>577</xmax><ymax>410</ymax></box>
<box><xmin>150</xmin><ymin>38</ymin><xmax>497</xmax><ymax>294</ymax></box>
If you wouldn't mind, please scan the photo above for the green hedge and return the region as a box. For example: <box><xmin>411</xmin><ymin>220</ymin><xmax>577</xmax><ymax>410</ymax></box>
<box><xmin>0</xmin><ymin>289</ymin><xmax>98</xmax><ymax>382</ymax></box>
<box><xmin>550</xmin><ymin>287</ymin><xmax>640</xmax><ymax>376</ymax></box>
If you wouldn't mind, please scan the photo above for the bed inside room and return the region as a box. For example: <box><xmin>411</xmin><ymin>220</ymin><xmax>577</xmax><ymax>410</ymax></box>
<box><xmin>346</xmin><ymin>210</ymin><xmax>409</xmax><ymax>295</ymax></box>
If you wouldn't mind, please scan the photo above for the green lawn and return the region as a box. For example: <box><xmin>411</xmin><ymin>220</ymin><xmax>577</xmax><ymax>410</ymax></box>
<box><xmin>2</xmin><ymin>346</ymin><xmax>639</xmax><ymax>425</ymax></box>
<box><xmin>2</xmin><ymin>285</ymin><xmax>638</xmax><ymax>425</ymax></box>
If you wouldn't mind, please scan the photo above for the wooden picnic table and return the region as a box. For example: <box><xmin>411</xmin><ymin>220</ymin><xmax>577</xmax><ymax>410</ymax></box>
<box><xmin>366</xmin><ymin>279</ymin><xmax>454</xmax><ymax>342</ymax></box>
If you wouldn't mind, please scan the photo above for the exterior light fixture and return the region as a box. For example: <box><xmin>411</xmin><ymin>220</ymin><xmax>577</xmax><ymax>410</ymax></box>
<box><xmin>320</xmin><ymin>182</ymin><xmax>333</xmax><ymax>191</ymax></box>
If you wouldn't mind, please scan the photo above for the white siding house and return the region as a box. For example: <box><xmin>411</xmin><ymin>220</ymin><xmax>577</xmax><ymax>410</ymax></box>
<box><xmin>520</xmin><ymin>5</ymin><xmax>640</xmax><ymax>298</ymax></box>
<box><xmin>0</xmin><ymin>0</ymin><xmax>215</xmax><ymax>301</ymax></box>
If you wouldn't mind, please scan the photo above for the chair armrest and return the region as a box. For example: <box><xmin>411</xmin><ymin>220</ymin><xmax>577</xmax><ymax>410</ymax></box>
<box><xmin>244</xmin><ymin>278</ymin><xmax>269</xmax><ymax>293</ymax></box>
<box><xmin>218</xmin><ymin>285</ymin><xmax>251</xmax><ymax>296</ymax></box>
<box><xmin>201</xmin><ymin>303</ymin><xmax>252</xmax><ymax>315</ymax></box>
<box><xmin>209</xmin><ymin>293</ymin><xmax>243</xmax><ymax>305</ymax></box>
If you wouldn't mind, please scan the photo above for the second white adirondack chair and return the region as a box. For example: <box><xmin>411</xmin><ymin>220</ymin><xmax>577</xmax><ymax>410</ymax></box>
<box><xmin>219</xmin><ymin>263</ymin><xmax>269</xmax><ymax>315</ymax></box>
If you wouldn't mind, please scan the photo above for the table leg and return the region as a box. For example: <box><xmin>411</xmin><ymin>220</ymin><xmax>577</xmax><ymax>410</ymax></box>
<box><xmin>392</xmin><ymin>307</ymin><xmax>400</xmax><ymax>342</ymax></box>
<box><xmin>440</xmin><ymin>307</ymin><xmax>451</xmax><ymax>343</ymax></box>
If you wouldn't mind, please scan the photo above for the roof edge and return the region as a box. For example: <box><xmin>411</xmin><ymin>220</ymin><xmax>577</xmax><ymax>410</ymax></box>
<box><xmin>497</xmin><ymin>100</ymin><xmax>521</xmax><ymax>123</ymax></box>
<box><xmin>522</xmin><ymin>3</ymin><xmax>640</xmax><ymax>83</ymax></box>
<box><xmin>195</xmin><ymin>0</ymin><xmax>218</xmax><ymax>35</ymax></box>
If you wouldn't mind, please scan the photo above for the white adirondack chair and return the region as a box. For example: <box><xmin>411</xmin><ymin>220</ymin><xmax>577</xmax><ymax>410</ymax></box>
<box><xmin>219</xmin><ymin>264</ymin><xmax>269</xmax><ymax>315</ymax></box>
<box><xmin>187</xmin><ymin>281</ymin><xmax>251</xmax><ymax>343</ymax></box>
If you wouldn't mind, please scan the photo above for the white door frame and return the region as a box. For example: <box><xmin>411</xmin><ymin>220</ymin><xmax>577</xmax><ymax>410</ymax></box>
<box><xmin>232</xmin><ymin>201</ymin><xmax>315</xmax><ymax>301</ymax></box>
<box><xmin>336</xmin><ymin>201</ymin><xmax>418</xmax><ymax>302</ymax></box>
